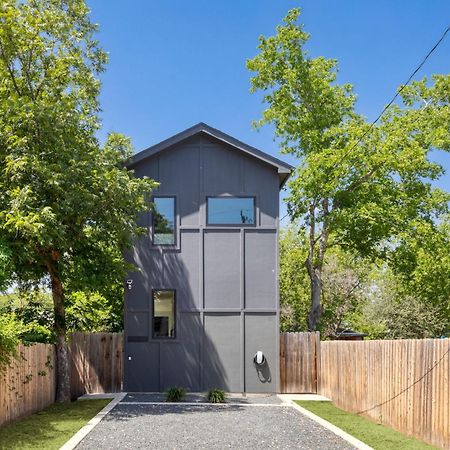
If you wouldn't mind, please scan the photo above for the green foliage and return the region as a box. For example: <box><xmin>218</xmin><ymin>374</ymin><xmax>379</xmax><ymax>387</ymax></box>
<box><xmin>0</xmin><ymin>313</ymin><xmax>23</xmax><ymax>369</ymax></box>
<box><xmin>66</xmin><ymin>291</ymin><xmax>112</xmax><ymax>332</ymax></box>
<box><xmin>206</xmin><ymin>388</ymin><xmax>226</xmax><ymax>403</ymax></box>
<box><xmin>279</xmin><ymin>227</ymin><xmax>309</xmax><ymax>331</ymax></box>
<box><xmin>0</xmin><ymin>290</ymin><xmax>54</xmax><ymax>327</ymax></box>
<box><xmin>165</xmin><ymin>386</ymin><xmax>186</xmax><ymax>402</ymax></box>
<box><xmin>248</xmin><ymin>8</ymin><xmax>450</xmax><ymax>329</ymax></box>
<box><xmin>279</xmin><ymin>227</ymin><xmax>370</xmax><ymax>336</ymax></box>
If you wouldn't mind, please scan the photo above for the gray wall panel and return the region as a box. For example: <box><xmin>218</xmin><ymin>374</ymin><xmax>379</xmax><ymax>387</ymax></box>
<box><xmin>245</xmin><ymin>231</ymin><xmax>277</xmax><ymax>310</ymax></box>
<box><xmin>125</xmin><ymin>312</ymin><xmax>149</xmax><ymax>338</ymax></box>
<box><xmin>160</xmin><ymin>313</ymin><xmax>202</xmax><ymax>391</ymax></box>
<box><xmin>124</xmin><ymin>267</ymin><xmax>149</xmax><ymax>311</ymax></box>
<box><xmin>125</xmin><ymin>342</ymin><xmax>159</xmax><ymax>392</ymax></box>
<box><xmin>204</xmin><ymin>230</ymin><xmax>241</xmax><ymax>309</ymax></box>
<box><xmin>161</xmin><ymin>231</ymin><xmax>200</xmax><ymax>311</ymax></box>
<box><xmin>243</xmin><ymin>155</ymin><xmax>278</xmax><ymax>227</ymax></box>
<box><xmin>203</xmin><ymin>144</ymin><xmax>242</xmax><ymax>194</ymax></box>
<box><xmin>244</xmin><ymin>313</ymin><xmax>278</xmax><ymax>392</ymax></box>
<box><xmin>204</xmin><ymin>314</ymin><xmax>241</xmax><ymax>391</ymax></box>
<box><xmin>159</xmin><ymin>145</ymin><xmax>200</xmax><ymax>226</ymax></box>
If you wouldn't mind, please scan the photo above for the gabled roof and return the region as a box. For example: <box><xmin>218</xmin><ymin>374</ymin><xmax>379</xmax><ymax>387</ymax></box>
<box><xmin>126</xmin><ymin>122</ymin><xmax>294</xmax><ymax>188</ymax></box>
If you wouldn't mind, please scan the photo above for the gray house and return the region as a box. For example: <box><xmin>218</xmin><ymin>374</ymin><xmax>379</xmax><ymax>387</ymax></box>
<box><xmin>124</xmin><ymin>123</ymin><xmax>292</xmax><ymax>393</ymax></box>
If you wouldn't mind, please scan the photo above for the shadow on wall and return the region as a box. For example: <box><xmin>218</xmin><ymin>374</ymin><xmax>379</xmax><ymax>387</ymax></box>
<box><xmin>124</xmin><ymin>231</ymin><xmax>228</xmax><ymax>392</ymax></box>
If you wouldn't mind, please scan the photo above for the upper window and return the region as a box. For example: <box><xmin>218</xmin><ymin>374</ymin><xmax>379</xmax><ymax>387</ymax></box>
<box><xmin>152</xmin><ymin>197</ymin><xmax>175</xmax><ymax>245</ymax></box>
<box><xmin>152</xmin><ymin>290</ymin><xmax>175</xmax><ymax>338</ymax></box>
<box><xmin>207</xmin><ymin>197</ymin><xmax>255</xmax><ymax>225</ymax></box>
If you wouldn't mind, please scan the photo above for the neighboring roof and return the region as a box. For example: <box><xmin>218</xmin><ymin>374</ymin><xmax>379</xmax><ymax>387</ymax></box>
<box><xmin>126</xmin><ymin>122</ymin><xmax>294</xmax><ymax>188</ymax></box>
<box><xmin>333</xmin><ymin>327</ymin><xmax>368</xmax><ymax>339</ymax></box>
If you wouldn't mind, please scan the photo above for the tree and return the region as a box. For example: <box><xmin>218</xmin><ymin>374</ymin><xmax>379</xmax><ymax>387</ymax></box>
<box><xmin>247</xmin><ymin>8</ymin><xmax>450</xmax><ymax>330</ymax></box>
<box><xmin>0</xmin><ymin>0</ymin><xmax>157</xmax><ymax>401</ymax></box>
<box><xmin>279</xmin><ymin>226</ymin><xmax>371</xmax><ymax>337</ymax></box>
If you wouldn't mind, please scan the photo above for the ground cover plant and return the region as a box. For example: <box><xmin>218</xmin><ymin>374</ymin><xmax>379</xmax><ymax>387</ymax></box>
<box><xmin>165</xmin><ymin>386</ymin><xmax>186</xmax><ymax>402</ymax></box>
<box><xmin>0</xmin><ymin>399</ymin><xmax>110</xmax><ymax>450</ymax></box>
<box><xmin>296</xmin><ymin>401</ymin><xmax>437</xmax><ymax>450</ymax></box>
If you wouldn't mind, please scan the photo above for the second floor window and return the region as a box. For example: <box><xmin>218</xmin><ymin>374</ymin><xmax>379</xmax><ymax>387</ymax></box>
<box><xmin>207</xmin><ymin>197</ymin><xmax>255</xmax><ymax>225</ymax></box>
<box><xmin>152</xmin><ymin>197</ymin><xmax>175</xmax><ymax>245</ymax></box>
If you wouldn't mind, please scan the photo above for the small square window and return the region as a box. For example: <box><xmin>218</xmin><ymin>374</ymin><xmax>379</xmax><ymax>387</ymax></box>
<box><xmin>152</xmin><ymin>197</ymin><xmax>176</xmax><ymax>245</ymax></box>
<box><xmin>152</xmin><ymin>290</ymin><xmax>175</xmax><ymax>338</ymax></box>
<box><xmin>207</xmin><ymin>197</ymin><xmax>255</xmax><ymax>225</ymax></box>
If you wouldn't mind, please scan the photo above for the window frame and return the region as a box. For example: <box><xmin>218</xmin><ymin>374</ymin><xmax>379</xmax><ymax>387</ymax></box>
<box><xmin>151</xmin><ymin>195</ymin><xmax>177</xmax><ymax>246</ymax></box>
<box><xmin>151</xmin><ymin>289</ymin><xmax>176</xmax><ymax>340</ymax></box>
<box><xmin>206</xmin><ymin>196</ymin><xmax>257</xmax><ymax>227</ymax></box>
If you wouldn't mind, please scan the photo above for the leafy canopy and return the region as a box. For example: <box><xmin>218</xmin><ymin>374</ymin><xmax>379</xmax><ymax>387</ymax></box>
<box><xmin>248</xmin><ymin>8</ymin><xmax>450</xmax><ymax>258</ymax></box>
<box><xmin>0</xmin><ymin>0</ymin><xmax>157</xmax><ymax>290</ymax></box>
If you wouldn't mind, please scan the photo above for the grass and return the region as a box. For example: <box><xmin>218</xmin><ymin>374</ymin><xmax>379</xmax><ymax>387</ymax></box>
<box><xmin>296</xmin><ymin>401</ymin><xmax>437</xmax><ymax>450</ymax></box>
<box><xmin>0</xmin><ymin>399</ymin><xmax>110</xmax><ymax>450</ymax></box>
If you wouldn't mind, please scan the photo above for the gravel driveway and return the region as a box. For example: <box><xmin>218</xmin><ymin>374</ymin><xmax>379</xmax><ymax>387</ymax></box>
<box><xmin>76</xmin><ymin>397</ymin><xmax>356</xmax><ymax>450</ymax></box>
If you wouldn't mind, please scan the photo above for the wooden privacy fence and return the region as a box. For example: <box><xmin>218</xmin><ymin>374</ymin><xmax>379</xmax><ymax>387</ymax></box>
<box><xmin>319</xmin><ymin>339</ymin><xmax>450</xmax><ymax>449</ymax></box>
<box><xmin>279</xmin><ymin>332</ymin><xmax>320</xmax><ymax>393</ymax></box>
<box><xmin>69</xmin><ymin>332</ymin><xmax>123</xmax><ymax>399</ymax></box>
<box><xmin>0</xmin><ymin>343</ymin><xmax>56</xmax><ymax>426</ymax></box>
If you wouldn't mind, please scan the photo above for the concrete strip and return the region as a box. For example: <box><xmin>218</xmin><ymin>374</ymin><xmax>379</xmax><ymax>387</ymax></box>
<box><xmin>59</xmin><ymin>392</ymin><xmax>127</xmax><ymax>450</ymax></box>
<box><xmin>290</xmin><ymin>401</ymin><xmax>374</xmax><ymax>450</ymax></box>
<box><xmin>278</xmin><ymin>393</ymin><xmax>331</xmax><ymax>402</ymax></box>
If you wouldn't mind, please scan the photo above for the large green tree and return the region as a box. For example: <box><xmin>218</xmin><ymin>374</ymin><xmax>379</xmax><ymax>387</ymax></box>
<box><xmin>248</xmin><ymin>8</ymin><xmax>450</xmax><ymax>330</ymax></box>
<box><xmin>0</xmin><ymin>0</ymin><xmax>157</xmax><ymax>401</ymax></box>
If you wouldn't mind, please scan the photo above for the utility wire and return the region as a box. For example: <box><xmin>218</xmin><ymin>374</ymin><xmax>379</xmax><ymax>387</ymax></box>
<box><xmin>339</xmin><ymin>23</ymin><xmax>450</xmax><ymax>161</ymax></box>
<box><xmin>280</xmin><ymin>24</ymin><xmax>450</xmax><ymax>224</ymax></box>
<box><xmin>356</xmin><ymin>343</ymin><xmax>450</xmax><ymax>415</ymax></box>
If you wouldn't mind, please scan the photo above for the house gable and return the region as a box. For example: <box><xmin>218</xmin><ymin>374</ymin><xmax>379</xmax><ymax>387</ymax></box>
<box><xmin>126</xmin><ymin>122</ymin><xmax>293</xmax><ymax>188</ymax></box>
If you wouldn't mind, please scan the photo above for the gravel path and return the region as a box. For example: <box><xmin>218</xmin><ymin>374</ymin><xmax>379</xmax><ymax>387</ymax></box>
<box><xmin>76</xmin><ymin>403</ymin><xmax>356</xmax><ymax>450</ymax></box>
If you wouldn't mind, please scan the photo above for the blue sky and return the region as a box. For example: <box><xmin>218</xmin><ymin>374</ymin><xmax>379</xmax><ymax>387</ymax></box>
<box><xmin>89</xmin><ymin>0</ymin><xmax>450</xmax><ymax>220</ymax></box>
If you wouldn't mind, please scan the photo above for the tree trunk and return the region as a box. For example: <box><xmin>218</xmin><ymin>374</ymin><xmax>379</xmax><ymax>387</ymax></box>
<box><xmin>50</xmin><ymin>270</ymin><xmax>70</xmax><ymax>402</ymax></box>
<box><xmin>305</xmin><ymin>198</ymin><xmax>329</xmax><ymax>331</ymax></box>
<box><xmin>306</xmin><ymin>260</ymin><xmax>322</xmax><ymax>331</ymax></box>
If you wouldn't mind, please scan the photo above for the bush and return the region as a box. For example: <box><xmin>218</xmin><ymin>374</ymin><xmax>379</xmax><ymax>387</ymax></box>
<box><xmin>20</xmin><ymin>321</ymin><xmax>54</xmax><ymax>344</ymax></box>
<box><xmin>206</xmin><ymin>388</ymin><xmax>226</xmax><ymax>403</ymax></box>
<box><xmin>165</xmin><ymin>386</ymin><xmax>186</xmax><ymax>402</ymax></box>
<box><xmin>0</xmin><ymin>314</ymin><xmax>23</xmax><ymax>370</ymax></box>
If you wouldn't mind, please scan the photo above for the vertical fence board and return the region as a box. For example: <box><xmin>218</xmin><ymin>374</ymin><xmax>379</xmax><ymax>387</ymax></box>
<box><xmin>279</xmin><ymin>332</ymin><xmax>318</xmax><ymax>393</ymax></box>
<box><xmin>319</xmin><ymin>338</ymin><xmax>450</xmax><ymax>449</ymax></box>
<box><xmin>0</xmin><ymin>344</ymin><xmax>56</xmax><ymax>427</ymax></box>
<box><xmin>68</xmin><ymin>332</ymin><xmax>123</xmax><ymax>397</ymax></box>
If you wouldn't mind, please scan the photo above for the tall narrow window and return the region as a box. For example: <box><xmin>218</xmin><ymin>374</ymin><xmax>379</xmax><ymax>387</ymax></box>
<box><xmin>152</xmin><ymin>290</ymin><xmax>175</xmax><ymax>338</ymax></box>
<box><xmin>152</xmin><ymin>197</ymin><xmax>175</xmax><ymax>245</ymax></box>
<box><xmin>207</xmin><ymin>197</ymin><xmax>255</xmax><ymax>225</ymax></box>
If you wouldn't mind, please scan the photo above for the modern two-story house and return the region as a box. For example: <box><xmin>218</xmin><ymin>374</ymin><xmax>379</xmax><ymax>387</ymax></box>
<box><xmin>123</xmin><ymin>123</ymin><xmax>292</xmax><ymax>393</ymax></box>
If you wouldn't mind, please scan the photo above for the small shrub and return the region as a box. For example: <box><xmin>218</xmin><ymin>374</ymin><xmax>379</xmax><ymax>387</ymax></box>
<box><xmin>165</xmin><ymin>386</ymin><xmax>186</xmax><ymax>402</ymax></box>
<box><xmin>0</xmin><ymin>314</ymin><xmax>23</xmax><ymax>371</ymax></box>
<box><xmin>206</xmin><ymin>388</ymin><xmax>226</xmax><ymax>403</ymax></box>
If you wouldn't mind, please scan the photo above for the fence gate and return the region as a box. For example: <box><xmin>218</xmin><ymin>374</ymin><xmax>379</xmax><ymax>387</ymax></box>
<box><xmin>279</xmin><ymin>332</ymin><xmax>320</xmax><ymax>393</ymax></box>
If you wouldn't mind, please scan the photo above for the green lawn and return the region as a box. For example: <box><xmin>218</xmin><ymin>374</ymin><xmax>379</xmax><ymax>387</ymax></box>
<box><xmin>0</xmin><ymin>399</ymin><xmax>110</xmax><ymax>450</ymax></box>
<box><xmin>296</xmin><ymin>401</ymin><xmax>437</xmax><ymax>450</ymax></box>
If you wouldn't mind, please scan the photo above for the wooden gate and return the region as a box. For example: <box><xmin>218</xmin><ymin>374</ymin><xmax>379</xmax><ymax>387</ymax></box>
<box><xmin>279</xmin><ymin>332</ymin><xmax>320</xmax><ymax>393</ymax></box>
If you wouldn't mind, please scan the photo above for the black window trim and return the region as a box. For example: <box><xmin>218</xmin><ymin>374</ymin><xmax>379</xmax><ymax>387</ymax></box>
<box><xmin>151</xmin><ymin>289</ymin><xmax>176</xmax><ymax>339</ymax></box>
<box><xmin>206</xmin><ymin>195</ymin><xmax>257</xmax><ymax>227</ymax></box>
<box><xmin>151</xmin><ymin>195</ymin><xmax>177</xmax><ymax>246</ymax></box>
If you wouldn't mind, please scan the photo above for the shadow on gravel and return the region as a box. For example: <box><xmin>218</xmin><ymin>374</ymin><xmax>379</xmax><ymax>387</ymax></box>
<box><xmin>106</xmin><ymin>403</ymin><xmax>249</xmax><ymax>422</ymax></box>
<box><xmin>121</xmin><ymin>393</ymin><xmax>282</xmax><ymax>405</ymax></box>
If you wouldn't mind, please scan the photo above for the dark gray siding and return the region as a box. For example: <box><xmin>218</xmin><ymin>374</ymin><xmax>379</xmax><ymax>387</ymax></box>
<box><xmin>125</xmin><ymin>133</ymin><xmax>280</xmax><ymax>392</ymax></box>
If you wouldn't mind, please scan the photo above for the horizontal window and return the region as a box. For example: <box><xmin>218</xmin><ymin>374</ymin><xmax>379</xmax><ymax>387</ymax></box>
<box><xmin>152</xmin><ymin>197</ymin><xmax>175</xmax><ymax>245</ymax></box>
<box><xmin>152</xmin><ymin>290</ymin><xmax>175</xmax><ymax>338</ymax></box>
<box><xmin>207</xmin><ymin>197</ymin><xmax>255</xmax><ymax>225</ymax></box>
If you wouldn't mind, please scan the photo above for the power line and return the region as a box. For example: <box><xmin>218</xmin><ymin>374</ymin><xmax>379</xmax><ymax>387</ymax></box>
<box><xmin>356</xmin><ymin>342</ymin><xmax>450</xmax><ymax>415</ymax></box>
<box><xmin>337</xmin><ymin>23</ymin><xmax>450</xmax><ymax>164</ymax></box>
